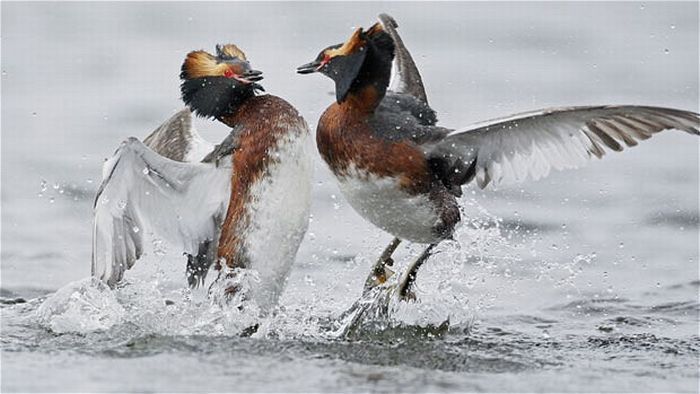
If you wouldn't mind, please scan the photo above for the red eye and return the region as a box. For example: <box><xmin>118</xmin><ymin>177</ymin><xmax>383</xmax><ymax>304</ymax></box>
<box><xmin>224</xmin><ymin>69</ymin><xmax>234</xmax><ymax>78</ymax></box>
<box><xmin>317</xmin><ymin>54</ymin><xmax>331</xmax><ymax>71</ymax></box>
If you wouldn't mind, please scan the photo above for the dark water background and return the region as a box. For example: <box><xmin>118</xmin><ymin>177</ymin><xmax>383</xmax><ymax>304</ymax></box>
<box><xmin>1</xmin><ymin>2</ymin><xmax>698</xmax><ymax>392</ymax></box>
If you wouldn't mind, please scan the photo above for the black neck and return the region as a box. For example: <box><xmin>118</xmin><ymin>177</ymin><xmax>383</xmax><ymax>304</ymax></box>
<box><xmin>347</xmin><ymin>46</ymin><xmax>392</xmax><ymax>108</ymax></box>
<box><xmin>180</xmin><ymin>76</ymin><xmax>256</xmax><ymax>121</ymax></box>
<box><xmin>341</xmin><ymin>30</ymin><xmax>395</xmax><ymax>112</ymax></box>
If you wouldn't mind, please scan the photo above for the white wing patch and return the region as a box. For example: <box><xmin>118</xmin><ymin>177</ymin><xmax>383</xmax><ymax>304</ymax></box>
<box><xmin>379</xmin><ymin>13</ymin><xmax>429</xmax><ymax>104</ymax></box>
<box><xmin>435</xmin><ymin>106</ymin><xmax>699</xmax><ymax>189</ymax></box>
<box><xmin>92</xmin><ymin>138</ymin><xmax>231</xmax><ymax>287</ymax></box>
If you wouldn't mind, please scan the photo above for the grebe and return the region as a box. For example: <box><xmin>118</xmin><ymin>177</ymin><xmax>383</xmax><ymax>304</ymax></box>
<box><xmin>93</xmin><ymin>44</ymin><xmax>312</xmax><ymax>311</ymax></box>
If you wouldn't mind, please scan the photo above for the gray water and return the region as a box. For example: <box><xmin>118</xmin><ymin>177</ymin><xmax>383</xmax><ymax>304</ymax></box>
<box><xmin>1</xmin><ymin>2</ymin><xmax>699</xmax><ymax>392</ymax></box>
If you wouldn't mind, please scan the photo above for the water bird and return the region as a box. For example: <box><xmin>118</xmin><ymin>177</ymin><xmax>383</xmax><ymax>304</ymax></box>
<box><xmin>297</xmin><ymin>14</ymin><xmax>699</xmax><ymax>302</ymax></box>
<box><xmin>93</xmin><ymin>44</ymin><xmax>312</xmax><ymax>311</ymax></box>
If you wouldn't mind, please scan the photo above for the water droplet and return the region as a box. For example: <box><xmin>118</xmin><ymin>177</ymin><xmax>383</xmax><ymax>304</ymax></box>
<box><xmin>656</xmin><ymin>282</ymin><xmax>661</xmax><ymax>288</ymax></box>
<box><xmin>639</xmin><ymin>4</ymin><xmax>645</xmax><ymax>10</ymax></box>
<box><xmin>49</xmin><ymin>197</ymin><xmax>55</xmax><ymax>204</ymax></box>
<box><xmin>117</xmin><ymin>200</ymin><xmax>127</xmax><ymax>209</ymax></box>
<box><xmin>52</xmin><ymin>182</ymin><xmax>60</xmax><ymax>190</ymax></box>
<box><xmin>86</xmin><ymin>178</ymin><xmax>93</xmax><ymax>184</ymax></box>
<box><xmin>1</xmin><ymin>70</ymin><xmax>7</xmax><ymax>76</ymax></box>
<box><xmin>132</xmin><ymin>226</ymin><xmax>140</xmax><ymax>233</ymax></box>
<box><xmin>670</xmin><ymin>24</ymin><xmax>676</xmax><ymax>30</ymax></box>
<box><xmin>31</xmin><ymin>112</ymin><xmax>37</xmax><ymax>117</ymax></box>
<box><xmin>663</xmin><ymin>48</ymin><xmax>670</xmax><ymax>54</ymax></box>
<box><xmin>40</xmin><ymin>179</ymin><xmax>48</xmax><ymax>192</ymax></box>
<box><xmin>142</xmin><ymin>167</ymin><xmax>150</xmax><ymax>175</ymax></box>
<box><xmin>618</xmin><ymin>242</ymin><xmax>624</xmax><ymax>249</ymax></box>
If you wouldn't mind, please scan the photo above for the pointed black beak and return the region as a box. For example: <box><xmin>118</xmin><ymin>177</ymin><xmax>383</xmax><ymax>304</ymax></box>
<box><xmin>297</xmin><ymin>60</ymin><xmax>322</xmax><ymax>74</ymax></box>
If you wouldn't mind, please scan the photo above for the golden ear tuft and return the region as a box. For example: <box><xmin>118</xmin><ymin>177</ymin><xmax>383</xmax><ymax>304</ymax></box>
<box><xmin>216</xmin><ymin>44</ymin><xmax>247</xmax><ymax>61</ymax></box>
<box><xmin>365</xmin><ymin>22</ymin><xmax>384</xmax><ymax>37</ymax></box>
<box><xmin>182</xmin><ymin>50</ymin><xmax>230</xmax><ymax>79</ymax></box>
<box><xmin>326</xmin><ymin>28</ymin><xmax>366</xmax><ymax>58</ymax></box>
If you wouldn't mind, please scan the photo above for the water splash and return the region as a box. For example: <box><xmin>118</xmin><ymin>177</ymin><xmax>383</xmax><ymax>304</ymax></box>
<box><xmin>34</xmin><ymin>274</ymin><xmax>265</xmax><ymax>337</ymax></box>
<box><xmin>36</xmin><ymin>278</ymin><xmax>125</xmax><ymax>334</ymax></box>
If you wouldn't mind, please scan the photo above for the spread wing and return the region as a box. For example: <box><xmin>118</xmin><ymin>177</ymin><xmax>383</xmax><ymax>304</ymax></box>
<box><xmin>92</xmin><ymin>137</ymin><xmax>231</xmax><ymax>287</ymax></box>
<box><xmin>376</xmin><ymin>14</ymin><xmax>438</xmax><ymax>128</ymax></box>
<box><xmin>143</xmin><ymin>108</ymin><xmax>215</xmax><ymax>162</ymax></box>
<box><xmin>428</xmin><ymin>105</ymin><xmax>699</xmax><ymax>189</ymax></box>
<box><xmin>379</xmin><ymin>13</ymin><xmax>429</xmax><ymax>105</ymax></box>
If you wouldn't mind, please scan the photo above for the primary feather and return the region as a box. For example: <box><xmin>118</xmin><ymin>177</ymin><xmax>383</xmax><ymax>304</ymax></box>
<box><xmin>428</xmin><ymin>105</ymin><xmax>700</xmax><ymax>189</ymax></box>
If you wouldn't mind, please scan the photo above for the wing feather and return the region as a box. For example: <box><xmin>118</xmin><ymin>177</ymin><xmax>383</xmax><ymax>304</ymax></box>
<box><xmin>92</xmin><ymin>138</ymin><xmax>231</xmax><ymax>287</ymax></box>
<box><xmin>430</xmin><ymin>105</ymin><xmax>699</xmax><ymax>189</ymax></box>
<box><xmin>378</xmin><ymin>13</ymin><xmax>429</xmax><ymax>105</ymax></box>
<box><xmin>143</xmin><ymin>108</ymin><xmax>215</xmax><ymax>162</ymax></box>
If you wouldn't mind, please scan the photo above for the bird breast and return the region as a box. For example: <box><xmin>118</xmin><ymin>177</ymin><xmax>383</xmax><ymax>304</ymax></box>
<box><xmin>336</xmin><ymin>165</ymin><xmax>443</xmax><ymax>244</ymax></box>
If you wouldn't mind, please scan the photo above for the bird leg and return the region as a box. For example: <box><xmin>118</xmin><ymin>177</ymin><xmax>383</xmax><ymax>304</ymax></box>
<box><xmin>397</xmin><ymin>244</ymin><xmax>436</xmax><ymax>301</ymax></box>
<box><xmin>363</xmin><ymin>237</ymin><xmax>402</xmax><ymax>293</ymax></box>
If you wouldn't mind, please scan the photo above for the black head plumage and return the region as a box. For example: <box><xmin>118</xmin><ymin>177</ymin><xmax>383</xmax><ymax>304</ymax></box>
<box><xmin>180</xmin><ymin>76</ymin><xmax>261</xmax><ymax>120</ymax></box>
<box><xmin>179</xmin><ymin>46</ymin><xmax>264</xmax><ymax>119</ymax></box>
<box><xmin>297</xmin><ymin>23</ymin><xmax>396</xmax><ymax>104</ymax></box>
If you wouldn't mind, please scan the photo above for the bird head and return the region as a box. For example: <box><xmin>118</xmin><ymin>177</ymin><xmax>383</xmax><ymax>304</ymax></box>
<box><xmin>180</xmin><ymin>44</ymin><xmax>264</xmax><ymax>119</ymax></box>
<box><xmin>297</xmin><ymin>22</ymin><xmax>394</xmax><ymax>103</ymax></box>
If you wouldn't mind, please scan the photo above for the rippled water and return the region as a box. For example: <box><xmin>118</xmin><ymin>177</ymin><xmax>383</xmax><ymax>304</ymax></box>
<box><xmin>2</xmin><ymin>2</ymin><xmax>699</xmax><ymax>393</ymax></box>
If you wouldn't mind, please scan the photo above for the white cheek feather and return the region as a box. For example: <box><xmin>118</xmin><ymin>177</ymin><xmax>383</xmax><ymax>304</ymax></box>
<box><xmin>242</xmin><ymin>124</ymin><xmax>313</xmax><ymax>310</ymax></box>
<box><xmin>337</xmin><ymin>165</ymin><xmax>441</xmax><ymax>244</ymax></box>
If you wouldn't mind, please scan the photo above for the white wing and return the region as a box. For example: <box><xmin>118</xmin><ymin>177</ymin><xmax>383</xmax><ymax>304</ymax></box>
<box><xmin>143</xmin><ymin>108</ymin><xmax>215</xmax><ymax>162</ymax></box>
<box><xmin>92</xmin><ymin>137</ymin><xmax>231</xmax><ymax>287</ymax></box>
<box><xmin>430</xmin><ymin>105</ymin><xmax>699</xmax><ymax>189</ymax></box>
